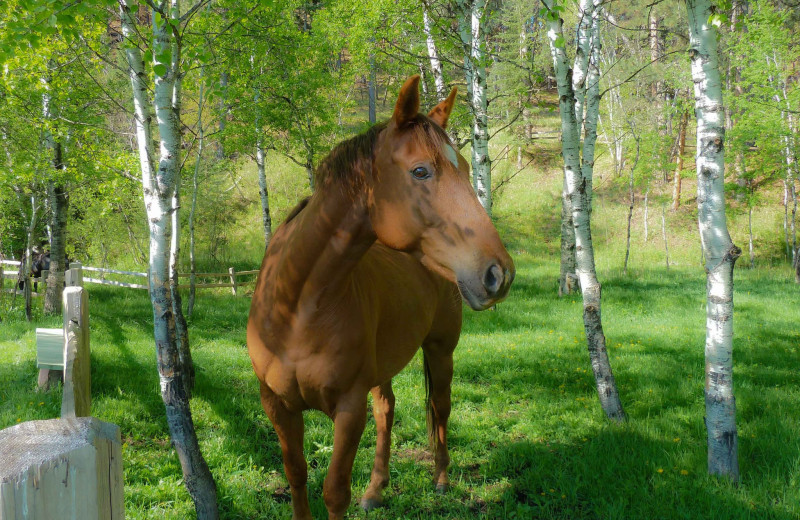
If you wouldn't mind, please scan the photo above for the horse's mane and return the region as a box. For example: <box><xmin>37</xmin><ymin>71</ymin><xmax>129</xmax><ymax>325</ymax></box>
<box><xmin>285</xmin><ymin>197</ymin><xmax>310</xmax><ymax>223</ymax></box>
<box><xmin>313</xmin><ymin>115</ymin><xmax>452</xmax><ymax>196</ymax></box>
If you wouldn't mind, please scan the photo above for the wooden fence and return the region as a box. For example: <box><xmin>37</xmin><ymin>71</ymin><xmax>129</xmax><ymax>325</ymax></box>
<box><xmin>1</xmin><ymin>259</ymin><xmax>258</xmax><ymax>296</ymax></box>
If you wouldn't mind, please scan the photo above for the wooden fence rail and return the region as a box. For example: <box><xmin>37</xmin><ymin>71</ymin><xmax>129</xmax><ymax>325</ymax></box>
<box><xmin>1</xmin><ymin>259</ymin><xmax>258</xmax><ymax>294</ymax></box>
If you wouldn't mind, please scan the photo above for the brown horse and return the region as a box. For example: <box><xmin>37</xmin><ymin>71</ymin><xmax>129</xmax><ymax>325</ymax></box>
<box><xmin>247</xmin><ymin>75</ymin><xmax>514</xmax><ymax>519</ymax></box>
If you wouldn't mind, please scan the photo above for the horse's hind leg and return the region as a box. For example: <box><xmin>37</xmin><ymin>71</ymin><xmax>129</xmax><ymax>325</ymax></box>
<box><xmin>361</xmin><ymin>381</ymin><xmax>395</xmax><ymax>511</ymax></box>
<box><xmin>323</xmin><ymin>392</ymin><xmax>368</xmax><ymax>520</ymax></box>
<box><xmin>259</xmin><ymin>382</ymin><xmax>311</xmax><ymax>520</ymax></box>
<box><xmin>421</xmin><ymin>342</ymin><xmax>455</xmax><ymax>492</ymax></box>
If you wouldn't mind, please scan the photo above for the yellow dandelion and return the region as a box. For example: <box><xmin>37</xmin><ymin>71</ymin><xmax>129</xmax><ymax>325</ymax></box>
<box><xmin>561</xmin><ymin>494</ymin><xmax>566</xmax><ymax>499</ymax></box>
<box><xmin>657</xmin><ymin>468</ymin><xmax>664</xmax><ymax>474</ymax></box>
<box><xmin>549</xmin><ymin>489</ymin><xmax>555</xmax><ymax>493</ymax></box>
<box><xmin>680</xmin><ymin>470</ymin><xmax>689</xmax><ymax>475</ymax></box>
<box><xmin>673</xmin><ymin>437</ymin><xmax>680</xmax><ymax>443</ymax></box>
<box><xmin>540</xmin><ymin>492</ymin><xmax>545</xmax><ymax>496</ymax></box>
<box><xmin>38</xmin><ymin>402</ymin><xmax>44</xmax><ymax>406</ymax></box>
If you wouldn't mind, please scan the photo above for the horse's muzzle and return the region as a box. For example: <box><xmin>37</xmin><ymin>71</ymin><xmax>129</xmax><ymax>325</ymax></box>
<box><xmin>457</xmin><ymin>260</ymin><xmax>515</xmax><ymax>311</ymax></box>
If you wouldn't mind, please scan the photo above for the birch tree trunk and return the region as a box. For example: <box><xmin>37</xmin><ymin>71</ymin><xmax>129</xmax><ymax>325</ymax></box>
<box><xmin>544</xmin><ymin>0</ymin><xmax>626</xmax><ymax>422</ymax></box>
<box><xmin>256</xmin><ymin>135</ymin><xmax>272</xmax><ymax>249</ymax></box>
<box><xmin>559</xmin><ymin>175</ymin><xmax>577</xmax><ymax>295</ymax></box>
<box><xmin>165</xmin><ymin>2</ymin><xmax>194</xmax><ymax>398</ymax></box>
<box><xmin>423</xmin><ymin>5</ymin><xmax>447</xmax><ymax>101</ymax></box>
<box><xmin>624</xmin><ymin>133</ymin><xmax>640</xmax><ymax>276</ymax></box>
<box><xmin>23</xmin><ymin>195</ymin><xmax>38</xmax><ymax>321</ymax></box>
<box><xmin>469</xmin><ymin>0</ymin><xmax>491</xmax><ymax>215</ymax></box>
<box><xmin>120</xmin><ymin>2</ymin><xmax>219</xmax><ymax>516</ymax></box>
<box><xmin>686</xmin><ymin>0</ymin><xmax>740</xmax><ymax>482</ymax></box>
<box><xmin>41</xmin><ymin>78</ymin><xmax>68</xmax><ymax>315</ymax></box>
<box><xmin>44</xmin><ymin>180</ymin><xmax>67</xmax><ymax>315</ymax></box>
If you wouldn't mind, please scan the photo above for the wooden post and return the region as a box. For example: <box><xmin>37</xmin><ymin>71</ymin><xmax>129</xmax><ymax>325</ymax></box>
<box><xmin>65</xmin><ymin>261</ymin><xmax>83</xmax><ymax>288</ymax></box>
<box><xmin>228</xmin><ymin>267</ymin><xmax>237</xmax><ymax>296</ymax></box>
<box><xmin>0</xmin><ymin>417</ymin><xmax>124</xmax><ymax>520</ymax></box>
<box><xmin>62</xmin><ymin>286</ymin><xmax>90</xmax><ymax>418</ymax></box>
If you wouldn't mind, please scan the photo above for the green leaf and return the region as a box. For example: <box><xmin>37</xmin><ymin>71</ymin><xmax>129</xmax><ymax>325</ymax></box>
<box><xmin>156</xmin><ymin>49</ymin><xmax>171</xmax><ymax>64</ymax></box>
<box><xmin>153</xmin><ymin>63</ymin><xmax>167</xmax><ymax>76</ymax></box>
<box><xmin>708</xmin><ymin>13</ymin><xmax>727</xmax><ymax>28</ymax></box>
<box><xmin>554</xmin><ymin>35</ymin><xmax>565</xmax><ymax>49</ymax></box>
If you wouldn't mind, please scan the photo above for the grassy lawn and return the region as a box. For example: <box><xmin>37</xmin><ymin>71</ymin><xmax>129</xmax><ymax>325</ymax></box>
<box><xmin>2</xmin><ymin>245</ymin><xmax>799</xmax><ymax>519</ymax></box>
<box><xmin>2</xmin><ymin>101</ymin><xmax>799</xmax><ymax>518</ymax></box>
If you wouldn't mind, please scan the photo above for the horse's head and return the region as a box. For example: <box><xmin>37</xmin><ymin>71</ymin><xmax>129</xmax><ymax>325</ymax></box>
<box><xmin>368</xmin><ymin>75</ymin><xmax>514</xmax><ymax>310</ymax></box>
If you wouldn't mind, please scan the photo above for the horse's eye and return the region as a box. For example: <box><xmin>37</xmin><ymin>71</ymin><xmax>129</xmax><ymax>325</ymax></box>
<box><xmin>411</xmin><ymin>166</ymin><xmax>431</xmax><ymax>180</ymax></box>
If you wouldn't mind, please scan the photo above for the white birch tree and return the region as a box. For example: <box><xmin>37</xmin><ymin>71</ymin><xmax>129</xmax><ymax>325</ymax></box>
<box><xmin>543</xmin><ymin>0</ymin><xmax>626</xmax><ymax>422</ymax></box>
<box><xmin>423</xmin><ymin>3</ymin><xmax>447</xmax><ymax>102</ymax></box>
<box><xmin>119</xmin><ymin>1</ymin><xmax>219</xmax><ymax>515</ymax></box>
<box><xmin>456</xmin><ymin>0</ymin><xmax>492</xmax><ymax>215</ymax></box>
<box><xmin>686</xmin><ymin>0</ymin><xmax>740</xmax><ymax>482</ymax></box>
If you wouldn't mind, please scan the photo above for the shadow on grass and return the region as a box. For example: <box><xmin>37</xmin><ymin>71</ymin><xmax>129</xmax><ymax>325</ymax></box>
<box><xmin>483</xmin><ymin>429</ymin><xmax>795</xmax><ymax>520</ymax></box>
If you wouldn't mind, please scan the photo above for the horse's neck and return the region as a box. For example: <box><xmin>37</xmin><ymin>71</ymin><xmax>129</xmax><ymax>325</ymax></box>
<box><xmin>280</xmin><ymin>187</ymin><xmax>375</xmax><ymax>310</ymax></box>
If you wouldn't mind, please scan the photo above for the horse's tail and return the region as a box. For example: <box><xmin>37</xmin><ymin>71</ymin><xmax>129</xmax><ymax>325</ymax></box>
<box><xmin>423</xmin><ymin>351</ymin><xmax>439</xmax><ymax>454</ymax></box>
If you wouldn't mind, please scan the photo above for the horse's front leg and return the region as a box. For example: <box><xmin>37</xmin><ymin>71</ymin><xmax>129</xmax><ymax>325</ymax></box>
<box><xmin>259</xmin><ymin>382</ymin><xmax>311</xmax><ymax>520</ymax></box>
<box><xmin>361</xmin><ymin>381</ymin><xmax>395</xmax><ymax>511</ymax></box>
<box><xmin>324</xmin><ymin>392</ymin><xmax>368</xmax><ymax>520</ymax></box>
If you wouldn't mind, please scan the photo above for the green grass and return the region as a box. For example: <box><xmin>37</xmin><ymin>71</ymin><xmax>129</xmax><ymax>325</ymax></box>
<box><xmin>2</xmin><ymin>255</ymin><xmax>798</xmax><ymax>519</ymax></box>
<box><xmin>2</xmin><ymin>100</ymin><xmax>799</xmax><ymax>518</ymax></box>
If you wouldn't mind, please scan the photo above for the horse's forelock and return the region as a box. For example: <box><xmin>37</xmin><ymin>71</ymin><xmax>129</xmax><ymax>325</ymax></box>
<box><xmin>407</xmin><ymin>115</ymin><xmax>453</xmax><ymax>173</ymax></box>
<box><xmin>314</xmin><ymin>115</ymin><xmax>453</xmax><ymax>197</ymax></box>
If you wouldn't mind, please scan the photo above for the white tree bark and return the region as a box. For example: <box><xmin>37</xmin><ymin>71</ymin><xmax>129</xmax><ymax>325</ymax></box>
<box><xmin>461</xmin><ymin>0</ymin><xmax>491</xmax><ymax>216</ymax></box>
<box><xmin>686</xmin><ymin>0</ymin><xmax>740</xmax><ymax>482</ymax></box>
<box><xmin>256</xmin><ymin>135</ymin><xmax>272</xmax><ymax>249</ymax></box>
<box><xmin>544</xmin><ymin>0</ymin><xmax>626</xmax><ymax>422</ymax></box>
<box><xmin>120</xmin><ymin>2</ymin><xmax>219</xmax><ymax>515</ymax></box>
<box><xmin>423</xmin><ymin>5</ymin><xmax>447</xmax><ymax>101</ymax></box>
<box><xmin>470</xmin><ymin>2</ymin><xmax>491</xmax><ymax>215</ymax></box>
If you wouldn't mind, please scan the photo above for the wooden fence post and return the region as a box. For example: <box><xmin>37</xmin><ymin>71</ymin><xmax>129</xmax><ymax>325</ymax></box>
<box><xmin>229</xmin><ymin>267</ymin><xmax>238</xmax><ymax>296</ymax></box>
<box><xmin>61</xmin><ymin>286</ymin><xmax>90</xmax><ymax>418</ymax></box>
<box><xmin>65</xmin><ymin>262</ymin><xmax>83</xmax><ymax>288</ymax></box>
<box><xmin>0</xmin><ymin>417</ymin><xmax>124</xmax><ymax>520</ymax></box>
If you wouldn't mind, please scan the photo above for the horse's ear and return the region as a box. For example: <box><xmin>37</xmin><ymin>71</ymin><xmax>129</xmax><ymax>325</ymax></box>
<box><xmin>428</xmin><ymin>88</ymin><xmax>457</xmax><ymax>129</ymax></box>
<box><xmin>393</xmin><ymin>75</ymin><xmax>421</xmax><ymax>127</ymax></box>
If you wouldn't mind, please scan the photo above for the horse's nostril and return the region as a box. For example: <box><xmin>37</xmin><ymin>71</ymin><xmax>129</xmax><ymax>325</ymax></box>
<box><xmin>483</xmin><ymin>264</ymin><xmax>503</xmax><ymax>296</ymax></box>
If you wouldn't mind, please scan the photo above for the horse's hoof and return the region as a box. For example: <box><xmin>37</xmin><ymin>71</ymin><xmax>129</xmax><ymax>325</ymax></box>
<box><xmin>435</xmin><ymin>482</ymin><xmax>449</xmax><ymax>494</ymax></box>
<box><xmin>360</xmin><ymin>496</ymin><xmax>384</xmax><ymax>512</ymax></box>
